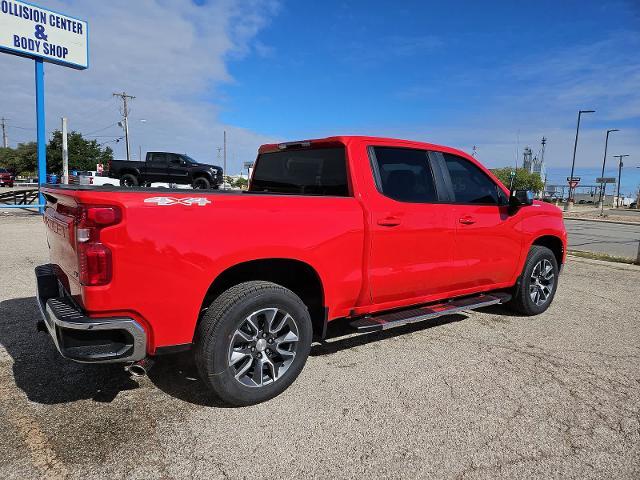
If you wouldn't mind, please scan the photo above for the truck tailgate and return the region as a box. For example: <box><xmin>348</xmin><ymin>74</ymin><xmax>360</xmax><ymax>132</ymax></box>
<box><xmin>42</xmin><ymin>191</ymin><xmax>82</xmax><ymax>300</ymax></box>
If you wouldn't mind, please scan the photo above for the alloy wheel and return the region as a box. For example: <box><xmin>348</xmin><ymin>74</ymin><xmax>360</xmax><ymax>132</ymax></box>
<box><xmin>529</xmin><ymin>259</ymin><xmax>555</xmax><ymax>306</ymax></box>
<box><xmin>228</xmin><ymin>308</ymin><xmax>299</xmax><ymax>388</ymax></box>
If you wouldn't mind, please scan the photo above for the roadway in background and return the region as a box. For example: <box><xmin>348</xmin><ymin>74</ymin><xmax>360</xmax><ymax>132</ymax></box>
<box><xmin>565</xmin><ymin>218</ymin><xmax>640</xmax><ymax>259</ymax></box>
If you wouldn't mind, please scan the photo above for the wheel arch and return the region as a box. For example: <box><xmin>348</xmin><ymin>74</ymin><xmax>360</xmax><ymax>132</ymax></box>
<box><xmin>198</xmin><ymin>258</ymin><xmax>327</xmax><ymax>340</ymax></box>
<box><xmin>193</xmin><ymin>171</ymin><xmax>213</xmax><ymax>181</ymax></box>
<box><xmin>119</xmin><ymin>169</ymin><xmax>140</xmax><ymax>179</ymax></box>
<box><xmin>531</xmin><ymin>235</ymin><xmax>564</xmax><ymax>266</ymax></box>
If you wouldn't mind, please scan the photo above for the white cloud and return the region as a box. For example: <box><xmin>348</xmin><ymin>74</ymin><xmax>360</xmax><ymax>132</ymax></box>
<box><xmin>0</xmin><ymin>0</ymin><xmax>279</xmax><ymax>173</ymax></box>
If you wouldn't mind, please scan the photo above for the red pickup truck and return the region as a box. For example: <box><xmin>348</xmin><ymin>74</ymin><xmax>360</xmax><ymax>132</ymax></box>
<box><xmin>36</xmin><ymin>136</ymin><xmax>566</xmax><ymax>405</ymax></box>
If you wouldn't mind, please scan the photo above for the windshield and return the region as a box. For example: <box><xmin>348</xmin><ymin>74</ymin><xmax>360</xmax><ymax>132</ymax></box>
<box><xmin>250</xmin><ymin>147</ymin><xmax>349</xmax><ymax>196</ymax></box>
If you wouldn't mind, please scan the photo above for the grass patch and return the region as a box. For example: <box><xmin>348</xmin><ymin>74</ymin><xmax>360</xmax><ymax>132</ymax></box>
<box><xmin>568</xmin><ymin>250</ymin><xmax>639</xmax><ymax>266</ymax></box>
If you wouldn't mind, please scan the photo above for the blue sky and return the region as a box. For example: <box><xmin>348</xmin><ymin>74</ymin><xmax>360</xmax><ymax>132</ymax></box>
<box><xmin>219</xmin><ymin>0</ymin><xmax>640</xmax><ymax>170</ymax></box>
<box><xmin>1</xmin><ymin>0</ymin><xmax>639</xmax><ymax>181</ymax></box>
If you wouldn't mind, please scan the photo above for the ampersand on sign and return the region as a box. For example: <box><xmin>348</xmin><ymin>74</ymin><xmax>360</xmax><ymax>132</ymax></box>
<box><xmin>34</xmin><ymin>25</ymin><xmax>48</xmax><ymax>41</ymax></box>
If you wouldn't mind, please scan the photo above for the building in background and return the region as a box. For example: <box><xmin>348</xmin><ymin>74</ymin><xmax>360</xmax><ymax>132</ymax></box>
<box><xmin>522</xmin><ymin>143</ymin><xmax>547</xmax><ymax>186</ymax></box>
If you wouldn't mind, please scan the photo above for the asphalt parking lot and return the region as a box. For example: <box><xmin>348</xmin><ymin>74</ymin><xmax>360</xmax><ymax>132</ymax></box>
<box><xmin>1</xmin><ymin>213</ymin><xmax>639</xmax><ymax>479</ymax></box>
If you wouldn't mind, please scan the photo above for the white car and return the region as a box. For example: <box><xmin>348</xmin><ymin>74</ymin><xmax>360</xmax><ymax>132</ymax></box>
<box><xmin>72</xmin><ymin>171</ymin><xmax>118</xmax><ymax>186</ymax></box>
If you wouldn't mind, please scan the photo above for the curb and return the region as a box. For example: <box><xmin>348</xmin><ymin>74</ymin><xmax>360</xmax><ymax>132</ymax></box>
<box><xmin>567</xmin><ymin>253</ymin><xmax>640</xmax><ymax>271</ymax></box>
<box><xmin>563</xmin><ymin>216</ymin><xmax>640</xmax><ymax>226</ymax></box>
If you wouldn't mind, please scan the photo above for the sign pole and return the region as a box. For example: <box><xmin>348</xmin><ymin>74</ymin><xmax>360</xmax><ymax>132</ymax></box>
<box><xmin>35</xmin><ymin>58</ymin><xmax>46</xmax><ymax>213</ymax></box>
<box><xmin>62</xmin><ymin>117</ymin><xmax>69</xmax><ymax>184</ymax></box>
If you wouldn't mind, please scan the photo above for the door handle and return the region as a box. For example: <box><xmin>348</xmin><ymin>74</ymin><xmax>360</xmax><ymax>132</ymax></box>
<box><xmin>377</xmin><ymin>216</ymin><xmax>402</xmax><ymax>227</ymax></box>
<box><xmin>459</xmin><ymin>216</ymin><xmax>476</xmax><ymax>225</ymax></box>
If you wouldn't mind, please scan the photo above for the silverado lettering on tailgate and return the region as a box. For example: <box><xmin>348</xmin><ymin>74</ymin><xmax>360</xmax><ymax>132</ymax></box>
<box><xmin>44</xmin><ymin>214</ymin><xmax>68</xmax><ymax>238</ymax></box>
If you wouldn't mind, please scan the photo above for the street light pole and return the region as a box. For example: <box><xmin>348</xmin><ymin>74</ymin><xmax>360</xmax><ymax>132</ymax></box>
<box><xmin>613</xmin><ymin>154</ymin><xmax>629</xmax><ymax>208</ymax></box>
<box><xmin>598</xmin><ymin>128</ymin><xmax>619</xmax><ymax>209</ymax></box>
<box><xmin>566</xmin><ymin>109</ymin><xmax>595</xmax><ymax>211</ymax></box>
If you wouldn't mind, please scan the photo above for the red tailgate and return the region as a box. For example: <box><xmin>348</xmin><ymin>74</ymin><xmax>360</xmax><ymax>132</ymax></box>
<box><xmin>42</xmin><ymin>192</ymin><xmax>82</xmax><ymax>300</ymax></box>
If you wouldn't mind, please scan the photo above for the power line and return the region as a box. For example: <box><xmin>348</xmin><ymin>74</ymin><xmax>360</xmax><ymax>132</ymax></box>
<box><xmin>83</xmin><ymin>122</ymin><xmax>119</xmax><ymax>136</ymax></box>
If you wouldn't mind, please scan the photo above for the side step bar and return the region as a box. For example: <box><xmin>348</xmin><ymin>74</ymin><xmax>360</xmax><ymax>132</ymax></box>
<box><xmin>349</xmin><ymin>293</ymin><xmax>511</xmax><ymax>332</ymax></box>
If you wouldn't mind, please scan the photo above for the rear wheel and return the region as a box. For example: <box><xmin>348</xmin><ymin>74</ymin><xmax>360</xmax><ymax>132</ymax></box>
<box><xmin>120</xmin><ymin>174</ymin><xmax>138</xmax><ymax>187</ymax></box>
<box><xmin>195</xmin><ymin>281</ymin><xmax>312</xmax><ymax>406</ymax></box>
<box><xmin>192</xmin><ymin>177</ymin><xmax>210</xmax><ymax>189</ymax></box>
<box><xmin>508</xmin><ymin>245</ymin><xmax>559</xmax><ymax>315</ymax></box>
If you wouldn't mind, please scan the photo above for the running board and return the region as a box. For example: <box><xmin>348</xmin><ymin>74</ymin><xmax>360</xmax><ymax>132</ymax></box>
<box><xmin>349</xmin><ymin>293</ymin><xmax>511</xmax><ymax>332</ymax></box>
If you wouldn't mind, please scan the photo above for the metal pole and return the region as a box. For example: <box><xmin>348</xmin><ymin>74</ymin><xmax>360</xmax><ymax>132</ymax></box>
<box><xmin>35</xmin><ymin>59</ymin><xmax>46</xmax><ymax>213</ymax></box>
<box><xmin>614</xmin><ymin>154</ymin><xmax>629</xmax><ymax>208</ymax></box>
<box><xmin>124</xmin><ymin>113</ymin><xmax>131</xmax><ymax>161</ymax></box>
<box><xmin>223</xmin><ymin>130</ymin><xmax>227</xmax><ymax>190</ymax></box>
<box><xmin>598</xmin><ymin>129</ymin><xmax>619</xmax><ymax>208</ymax></box>
<box><xmin>566</xmin><ymin>109</ymin><xmax>595</xmax><ymax>211</ymax></box>
<box><xmin>61</xmin><ymin>117</ymin><xmax>69</xmax><ymax>184</ymax></box>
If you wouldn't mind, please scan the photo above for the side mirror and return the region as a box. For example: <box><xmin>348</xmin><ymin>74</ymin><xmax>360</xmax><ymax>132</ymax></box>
<box><xmin>510</xmin><ymin>190</ymin><xmax>534</xmax><ymax>207</ymax></box>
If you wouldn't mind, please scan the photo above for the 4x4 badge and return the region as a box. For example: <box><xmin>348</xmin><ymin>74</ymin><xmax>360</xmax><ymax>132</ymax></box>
<box><xmin>144</xmin><ymin>197</ymin><xmax>211</xmax><ymax>206</ymax></box>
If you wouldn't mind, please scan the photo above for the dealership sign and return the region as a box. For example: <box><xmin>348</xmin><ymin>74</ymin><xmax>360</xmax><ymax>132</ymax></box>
<box><xmin>0</xmin><ymin>0</ymin><xmax>88</xmax><ymax>69</ymax></box>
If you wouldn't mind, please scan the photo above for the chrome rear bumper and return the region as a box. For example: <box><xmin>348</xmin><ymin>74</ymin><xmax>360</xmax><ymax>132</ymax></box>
<box><xmin>35</xmin><ymin>264</ymin><xmax>146</xmax><ymax>363</ymax></box>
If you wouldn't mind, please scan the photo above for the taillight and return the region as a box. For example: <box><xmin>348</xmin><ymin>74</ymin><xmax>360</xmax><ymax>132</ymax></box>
<box><xmin>75</xmin><ymin>205</ymin><xmax>121</xmax><ymax>286</ymax></box>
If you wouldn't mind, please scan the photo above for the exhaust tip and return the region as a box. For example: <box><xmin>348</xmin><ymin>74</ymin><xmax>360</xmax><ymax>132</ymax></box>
<box><xmin>125</xmin><ymin>357</ymin><xmax>154</xmax><ymax>378</ymax></box>
<box><xmin>126</xmin><ymin>364</ymin><xmax>147</xmax><ymax>377</ymax></box>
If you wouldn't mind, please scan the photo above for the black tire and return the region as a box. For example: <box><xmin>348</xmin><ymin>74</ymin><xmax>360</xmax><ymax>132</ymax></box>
<box><xmin>508</xmin><ymin>245</ymin><xmax>559</xmax><ymax>315</ymax></box>
<box><xmin>194</xmin><ymin>281</ymin><xmax>312</xmax><ymax>406</ymax></box>
<box><xmin>120</xmin><ymin>173</ymin><xmax>138</xmax><ymax>187</ymax></box>
<box><xmin>192</xmin><ymin>176</ymin><xmax>211</xmax><ymax>189</ymax></box>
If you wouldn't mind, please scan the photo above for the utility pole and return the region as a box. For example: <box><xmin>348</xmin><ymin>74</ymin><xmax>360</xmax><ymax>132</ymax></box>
<box><xmin>223</xmin><ymin>130</ymin><xmax>227</xmax><ymax>190</ymax></box>
<box><xmin>1</xmin><ymin>117</ymin><xmax>7</xmax><ymax>148</ymax></box>
<box><xmin>613</xmin><ymin>154</ymin><xmax>629</xmax><ymax>208</ymax></box>
<box><xmin>113</xmin><ymin>92</ymin><xmax>135</xmax><ymax>161</ymax></box>
<box><xmin>61</xmin><ymin>117</ymin><xmax>69</xmax><ymax>184</ymax></box>
<box><xmin>139</xmin><ymin>145</ymin><xmax>142</xmax><ymax>161</ymax></box>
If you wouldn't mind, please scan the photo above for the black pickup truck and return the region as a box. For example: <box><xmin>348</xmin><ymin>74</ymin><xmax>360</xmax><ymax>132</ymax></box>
<box><xmin>108</xmin><ymin>152</ymin><xmax>224</xmax><ymax>189</ymax></box>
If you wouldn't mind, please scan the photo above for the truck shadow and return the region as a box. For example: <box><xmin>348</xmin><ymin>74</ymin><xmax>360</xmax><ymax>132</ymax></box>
<box><xmin>0</xmin><ymin>296</ymin><xmax>229</xmax><ymax>407</ymax></box>
<box><xmin>0</xmin><ymin>296</ymin><xmax>139</xmax><ymax>405</ymax></box>
<box><xmin>0</xmin><ymin>296</ymin><xmax>493</xmax><ymax>407</ymax></box>
<box><xmin>311</xmin><ymin>313</ymin><xmax>469</xmax><ymax>356</ymax></box>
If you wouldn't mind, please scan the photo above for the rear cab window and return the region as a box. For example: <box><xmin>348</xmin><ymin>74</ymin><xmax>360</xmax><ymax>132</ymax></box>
<box><xmin>250</xmin><ymin>147</ymin><xmax>349</xmax><ymax>196</ymax></box>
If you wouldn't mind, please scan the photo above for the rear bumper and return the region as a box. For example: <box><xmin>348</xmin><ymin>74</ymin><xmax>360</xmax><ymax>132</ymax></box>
<box><xmin>35</xmin><ymin>264</ymin><xmax>146</xmax><ymax>363</ymax></box>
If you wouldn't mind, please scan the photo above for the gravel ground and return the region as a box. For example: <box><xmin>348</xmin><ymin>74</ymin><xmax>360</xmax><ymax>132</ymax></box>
<box><xmin>1</xmin><ymin>214</ymin><xmax>639</xmax><ymax>479</ymax></box>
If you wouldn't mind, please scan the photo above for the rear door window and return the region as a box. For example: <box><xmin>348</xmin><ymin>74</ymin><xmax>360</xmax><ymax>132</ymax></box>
<box><xmin>370</xmin><ymin>147</ymin><xmax>438</xmax><ymax>203</ymax></box>
<box><xmin>250</xmin><ymin>147</ymin><xmax>349</xmax><ymax>196</ymax></box>
<box><xmin>149</xmin><ymin>153</ymin><xmax>167</xmax><ymax>167</ymax></box>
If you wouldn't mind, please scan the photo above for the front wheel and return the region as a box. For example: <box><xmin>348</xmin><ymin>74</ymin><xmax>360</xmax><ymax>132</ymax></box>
<box><xmin>120</xmin><ymin>174</ymin><xmax>138</xmax><ymax>187</ymax></box>
<box><xmin>508</xmin><ymin>245</ymin><xmax>559</xmax><ymax>315</ymax></box>
<box><xmin>194</xmin><ymin>281</ymin><xmax>312</xmax><ymax>406</ymax></box>
<box><xmin>192</xmin><ymin>177</ymin><xmax>211</xmax><ymax>189</ymax></box>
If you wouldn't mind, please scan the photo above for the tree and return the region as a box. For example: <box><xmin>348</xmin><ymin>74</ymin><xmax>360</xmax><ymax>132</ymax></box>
<box><xmin>233</xmin><ymin>177</ymin><xmax>248</xmax><ymax>189</ymax></box>
<box><xmin>46</xmin><ymin>130</ymin><xmax>114</xmax><ymax>174</ymax></box>
<box><xmin>0</xmin><ymin>142</ymin><xmax>38</xmax><ymax>175</ymax></box>
<box><xmin>490</xmin><ymin>167</ymin><xmax>544</xmax><ymax>192</ymax></box>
